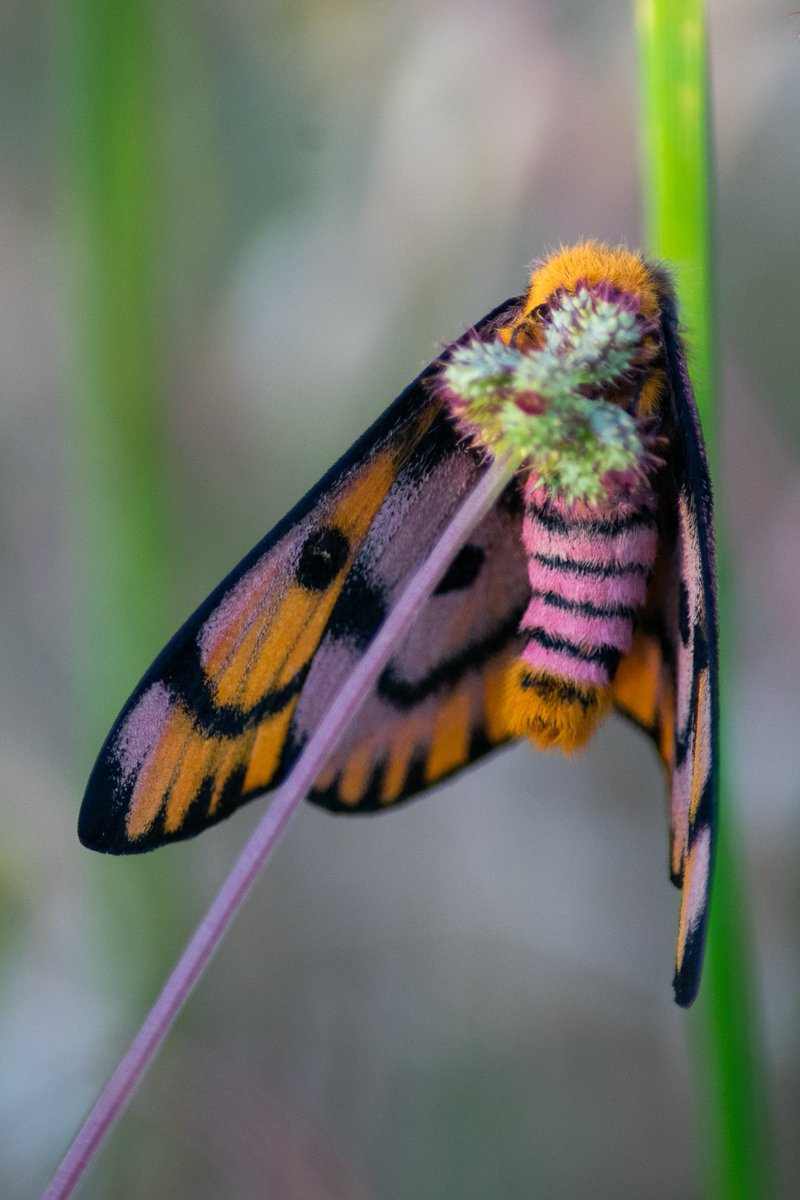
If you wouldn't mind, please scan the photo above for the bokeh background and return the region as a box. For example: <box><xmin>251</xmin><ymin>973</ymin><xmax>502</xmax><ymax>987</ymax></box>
<box><xmin>2</xmin><ymin>1</ymin><xmax>799</xmax><ymax>1196</ymax></box>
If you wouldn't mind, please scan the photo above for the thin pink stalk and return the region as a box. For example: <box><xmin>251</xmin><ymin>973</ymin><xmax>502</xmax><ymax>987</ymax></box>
<box><xmin>43</xmin><ymin>452</ymin><xmax>517</xmax><ymax>1200</ymax></box>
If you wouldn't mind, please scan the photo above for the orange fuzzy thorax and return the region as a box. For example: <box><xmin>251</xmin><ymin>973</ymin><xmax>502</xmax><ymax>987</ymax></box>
<box><xmin>499</xmin><ymin>241</ymin><xmax>666</xmax><ymax>417</ymax></box>
<box><xmin>520</xmin><ymin>242</ymin><xmax>662</xmax><ymax>319</ymax></box>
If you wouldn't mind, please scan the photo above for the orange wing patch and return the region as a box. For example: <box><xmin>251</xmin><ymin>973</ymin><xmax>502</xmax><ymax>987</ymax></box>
<box><xmin>164</xmin><ymin>737</ymin><xmax>216</xmax><ymax>835</ymax></box>
<box><xmin>689</xmin><ymin>668</ymin><xmax>710</xmax><ymax>824</ymax></box>
<box><xmin>243</xmin><ymin>697</ymin><xmax>300</xmax><ymax>795</ymax></box>
<box><xmin>611</xmin><ymin>632</ymin><xmax>660</xmax><ymax>732</ymax></box>
<box><xmin>126</xmin><ymin>706</ymin><xmax>197</xmax><ymax>840</ymax></box>
<box><xmin>380</xmin><ymin>722</ymin><xmax>425</xmax><ymax>806</ymax></box>
<box><xmin>482</xmin><ymin>660</ymin><xmax>512</xmax><ymax>744</ymax></box>
<box><xmin>424</xmin><ymin>686</ymin><xmax>472</xmax><ymax>784</ymax></box>
<box><xmin>207</xmin><ymin>447</ymin><xmax>400</xmax><ymax>715</ymax></box>
<box><xmin>339</xmin><ymin>744</ymin><xmax>376</xmax><ymax>807</ymax></box>
<box><xmin>208</xmin><ymin>733</ymin><xmax>256</xmax><ymax>817</ymax></box>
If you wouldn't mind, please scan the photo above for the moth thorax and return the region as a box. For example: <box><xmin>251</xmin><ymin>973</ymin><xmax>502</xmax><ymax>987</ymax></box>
<box><xmin>504</xmin><ymin>477</ymin><xmax>659</xmax><ymax>752</ymax></box>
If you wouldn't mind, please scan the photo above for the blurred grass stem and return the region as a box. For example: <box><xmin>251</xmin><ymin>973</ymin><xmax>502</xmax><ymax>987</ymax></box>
<box><xmin>62</xmin><ymin>1</ymin><xmax>170</xmax><ymax>732</ymax></box>
<box><xmin>635</xmin><ymin>3</ymin><xmax>774</xmax><ymax>1197</ymax></box>
<box><xmin>42</xmin><ymin>453</ymin><xmax>518</xmax><ymax>1200</ymax></box>
<box><xmin>58</xmin><ymin>4</ymin><xmax>195</xmax><ymax>1192</ymax></box>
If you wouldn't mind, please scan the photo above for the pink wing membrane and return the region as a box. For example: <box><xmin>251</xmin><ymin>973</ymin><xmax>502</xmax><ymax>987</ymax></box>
<box><xmin>295</xmin><ymin>452</ymin><xmax>529</xmax><ymax>809</ymax></box>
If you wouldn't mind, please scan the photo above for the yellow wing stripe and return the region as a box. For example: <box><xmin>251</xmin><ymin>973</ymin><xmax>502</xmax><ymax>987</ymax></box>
<box><xmin>243</xmin><ymin>696</ymin><xmax>300</xmax><ymax>795</ymax></box>
<box><xmin>212</xmin><ymin>448</ymin><xmax>397</xmax><ymax>711</ymax></box>
<box><xmin>339</xmin><ymin>744</ymin><xmax>375</xmax><ymax>807</ymax></box>
<box><xmin>208</xmin><ymin>732</ymin><xmax>255</xmax><ymax>817</ymax></box>
<box><xmin>314</xmin><ymin>756</ymin><xmax>340</xmax><ymax>794</ymax></box>
<box><xmin>611</xmin><ymin>632</ymin><xmax>660</xmax><ymax>731</ymax></box>
<box><xmin>689</xmin><ymin>668</ymin><xmax>710</xmax><ymax>824</ymax></box>
<box><xmin>380</xmin><ymin>719</ymin><xmax>426</xmax><ymax>805</ymax></box>
<box><xmin>424</xmin><ymin>687</ymin><xmax>471</xmax><ymax>784</ymax></box>
<box><xmin>127</xmin><ymin>706</ymin><xmax>195</xmax><ymax>840</ymax></box>
<box><xmin>164</xmin><ymin>737</ymin><xmax>215</xmax><ymax>834</ymax></box>
<box><xmin>239</xmin><ymin>587</ymin><xmax>332</xmax><ymax>705</ymax></box>
<box><xmin>483</xmin><ymin>661</ymin><xmax>512</xmax><ymax>744</ymax></box>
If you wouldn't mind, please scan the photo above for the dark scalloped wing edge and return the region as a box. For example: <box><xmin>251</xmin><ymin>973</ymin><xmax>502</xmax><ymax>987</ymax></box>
<box><xmin>655</xmin><ymin>269</ymin><xmax>719</xmax><ymax>1008</ymax></box>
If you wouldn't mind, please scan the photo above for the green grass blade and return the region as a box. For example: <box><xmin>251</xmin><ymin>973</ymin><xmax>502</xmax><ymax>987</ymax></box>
<box><xmin>58</xmin><ymin>0</ymin><xmax>195</xmax><ymax>1121</ymax></box>
<box><xmin>58</xmin><ymin>4</ymin><xmax>186</xmax><ymax>1187</ymax></box>
<box><xmin>634</xmin><ymin>4</ymin><xmax>774</xmax><ymax>1198</ymax></box>
<box><xmin>635</xmin><ymin>0</ymin><xmax>714</xmax><ymax>408</ymax></box>
<box><xmin>61</xmin><ymin>1</ymin><xmax>170</xmax><ymax>743</ymax></box>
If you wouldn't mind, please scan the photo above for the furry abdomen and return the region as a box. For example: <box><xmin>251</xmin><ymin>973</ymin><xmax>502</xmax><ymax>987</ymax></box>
<box><xmin>505</xmin><ymin>478</ymin><xmax>658</xmax><ymax>750</ymax></box>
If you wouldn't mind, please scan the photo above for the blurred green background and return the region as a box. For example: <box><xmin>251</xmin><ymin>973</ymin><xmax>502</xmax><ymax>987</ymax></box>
<box><xmin>2</xmin><ymin>1</ymin><xmax>799</xmax><ymax>1197</ymax></box>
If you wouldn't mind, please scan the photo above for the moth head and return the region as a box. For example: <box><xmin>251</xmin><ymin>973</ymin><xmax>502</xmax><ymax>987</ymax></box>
<box><xmin>438</xmin><ymin>241</ymin><xmax>667</xmax><ymax>507</ymax></box>
<box><xmin>503</xmin><ymin>243</ymin><xmax>664</xmax><ymax>416</ymax></box>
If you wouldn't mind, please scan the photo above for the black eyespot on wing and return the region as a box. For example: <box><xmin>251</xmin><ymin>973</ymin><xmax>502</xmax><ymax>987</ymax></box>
<box><xmin>296</xmin><ymin>527</ymin><xmax>350</xmax><ymax>590</ymax></box>
<box><xmin>434</xmin><ymin>544</ymin><xmax>486</xmax><ymax>595</ymax></box>
<box><xmin>326</xmin><ymin>568</ymin><xmax>387</xmax><ymax>648</ymax></box>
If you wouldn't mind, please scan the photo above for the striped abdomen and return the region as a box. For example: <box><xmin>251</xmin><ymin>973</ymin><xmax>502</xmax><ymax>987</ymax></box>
<box><xmin>505</xmin><ymin>479</ymin><xmax>658</xmax><ymax>751</ymax></box>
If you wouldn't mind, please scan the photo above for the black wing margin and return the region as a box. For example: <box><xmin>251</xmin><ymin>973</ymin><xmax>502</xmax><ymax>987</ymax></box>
<box><xmin>658</xmin><ymin>283</ymin><xmax>719</xmax><ymax>1006</ymax></box>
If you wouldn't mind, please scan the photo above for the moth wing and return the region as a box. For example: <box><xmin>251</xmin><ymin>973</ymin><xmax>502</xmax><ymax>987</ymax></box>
<box><xmin>301</xmin><ymin>458</ymin><xmax>528</xmax><ymax>814</ymax></box>
<box><xmin>79</xmin><ymin>298</ymin><xmax>524</xmax><ymax>854</ymax></box>
<box><xmin>612</xmin><ymin>290</ymin><xmax>718</xmax><ymax>1006</ymax></box>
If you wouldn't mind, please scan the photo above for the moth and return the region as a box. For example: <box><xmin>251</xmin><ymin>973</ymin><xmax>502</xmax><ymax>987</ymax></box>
<box><xmin>80</xmin><ymin>243</ymin><xmax>718</xmax><ymax>1006</ymax></box>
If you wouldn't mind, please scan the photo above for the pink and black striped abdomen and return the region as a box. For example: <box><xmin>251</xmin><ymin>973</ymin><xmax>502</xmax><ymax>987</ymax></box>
<box><xmin>504</xmin><ymin>479</ymin><xmax>659</xmax><ymax>751</ymax></box>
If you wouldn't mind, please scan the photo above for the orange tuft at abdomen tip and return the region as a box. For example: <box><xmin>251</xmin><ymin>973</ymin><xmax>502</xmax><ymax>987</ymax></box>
<box><xmin>503</xmin><ymin>664</ymin><xmax>613</xmax><ymax>753</ymax></box>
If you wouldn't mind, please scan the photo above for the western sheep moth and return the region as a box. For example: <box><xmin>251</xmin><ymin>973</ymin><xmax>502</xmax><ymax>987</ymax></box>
<box><xmin>79</xmin><ymin>242</ymin><xmax>717</xmax><ymax>1006</ymax></box>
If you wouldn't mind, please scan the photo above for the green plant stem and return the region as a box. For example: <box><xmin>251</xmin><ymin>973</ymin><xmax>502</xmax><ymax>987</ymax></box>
<box><xmin>61</xmin><ymin>0</ymin><xmax>183</xmax><ymax>965</ymax></box>
<box><xmin>62</xmin><ymin>0</ymin><xmax>169</xmax><ymax>739</ymax></box>
<box><xmin>635</xmin><ymin>4</ymin><xmax>773</xmax><ymax>1198</ymax></box>
<box><xmin>59</xmin><ymin>2</ymin><xmax>183</xmax><ymax>1189</ymax></box>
